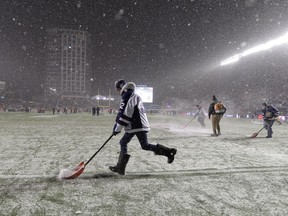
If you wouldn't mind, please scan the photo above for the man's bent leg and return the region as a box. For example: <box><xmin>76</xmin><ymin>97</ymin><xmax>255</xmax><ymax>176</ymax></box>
<box><xmin>136</xmin><ymin>131</ymin><xmax>177</xmax><ymax>164</ymax></box>
<box><xmin>136</xmin><ymin>131</ymin><xmax>157</xmax><ymax>152</ymax></box>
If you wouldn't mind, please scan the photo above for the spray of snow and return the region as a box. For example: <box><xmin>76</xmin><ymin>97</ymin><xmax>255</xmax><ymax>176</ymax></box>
<box><xmin>57</xmin><ymin>169</ymin><xmax>70</xmax><ymax>180</ymax></box>
<box><xmin>168</xmin><ymin>124</ymin><xmax>210</xmax><ymax>136</ymax></box>
<box><xmin>151</xmin><ymin>123</ymin><xmax>210</xmax><ymax>136</ymax></box>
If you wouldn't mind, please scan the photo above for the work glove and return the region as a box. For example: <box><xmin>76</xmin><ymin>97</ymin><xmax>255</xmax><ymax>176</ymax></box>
<box><xmin>112</xmin><ymin>131</ymin><xmax>121</xmax><ymax>136</ymax></box>
<box><xmin>112</xmin><ymin>123</ymin><xmax>123</xmax><ymax>136</ymax></box>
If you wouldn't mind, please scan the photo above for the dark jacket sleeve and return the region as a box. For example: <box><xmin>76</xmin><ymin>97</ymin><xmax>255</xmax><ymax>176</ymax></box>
<box><xmin>262</xmin><ymin>105</ymin><xmax>279</xmax><ymax>120</ymax></box>
<box><xmin>115</xmin><ymin>90</ymin><xmax>133</xmax><ymax>126</ymax></box>
<box><xmin>208</xmin><ymin>103</ymin><xmax>215</xmax><ymax>117</ymax></box>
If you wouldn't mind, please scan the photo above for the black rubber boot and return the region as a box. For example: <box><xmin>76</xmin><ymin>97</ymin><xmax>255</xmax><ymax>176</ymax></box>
<box><xmin>155</xmin><ymin>144</ymin><xmax>177</xmax><ymax>164</ymax></box>
<box><xmin>109</xmin><ymin>152</ymin><xmax>130</xmax><ymax>175</ymax></box>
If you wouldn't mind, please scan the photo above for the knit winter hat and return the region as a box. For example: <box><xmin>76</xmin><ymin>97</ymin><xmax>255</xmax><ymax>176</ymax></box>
<box><xmin>262</xmin><ymin>102</ymin><xmax>268</xmax><ymax>106</ymax></box>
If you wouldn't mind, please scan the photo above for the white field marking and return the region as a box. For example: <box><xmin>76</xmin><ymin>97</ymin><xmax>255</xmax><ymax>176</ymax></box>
<box><xmin>0</xmin><ymin>174</ymin><xmax>55</xmax><ymax>179</ymax></box>
<box><xmin>251</xmin><ymin>120</ymin><xmax>263</xmax><ymax>125</ymax></box>
<box><xmin>75</xmin><ymin>165</ymin><xmax>288</xmax><ymax>180</ymax></box>
<box><xmin>31</xmin><ymin>115</ymin><xmax>59</xmax><ymax>118</ymax></box>
<box><xmin>2</xmin><ymin>165</ymin><xmax>288</xmax><ymax>180</ymax></box>
<box><xmin>127</xmin><ymin>165</ymin><xmax>288</xmax><ymax>177</ymax></box>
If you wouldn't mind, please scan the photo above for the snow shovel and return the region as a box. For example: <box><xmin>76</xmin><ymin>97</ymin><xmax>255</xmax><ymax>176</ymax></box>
<box><xmin>250</xmin><ymin>125</ymin><xmax>266</xmax><ymax>138</ymax></box>
<box><xmin>58</xmin><ymin>134</ymin><xmax>114</xmax><ymax>180</ymax></box>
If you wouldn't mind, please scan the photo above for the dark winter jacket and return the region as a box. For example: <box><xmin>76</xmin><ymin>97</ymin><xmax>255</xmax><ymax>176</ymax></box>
<box><xmin>262</xmin><ymin>105</ymin><xmax>279</xmax><ymax>120</ymax></box>
<box><xmin>114</xmin><ymin>82</ymin><xmax>150</xmax><ymax>133</ymax></box>
<box><xmin>208</xmin><ymin>101</ymin><xmax>226</xmax><ymax>118</ymax></box>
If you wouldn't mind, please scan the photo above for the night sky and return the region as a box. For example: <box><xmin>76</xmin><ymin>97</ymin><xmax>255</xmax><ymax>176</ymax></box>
<box><xmin>1</xmin><ymin>0</ymin><xmax>288</xmax><ymax>104</ymax></box>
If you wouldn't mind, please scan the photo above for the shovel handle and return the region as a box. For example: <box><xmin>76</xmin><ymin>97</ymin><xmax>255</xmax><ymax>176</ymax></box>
<box><xmin>257</xmin><ymin>125</ymin><xmax>266</xmax><ymax>133</ymax></box>
<box><xmin>85</xmin><ymin>134</ymin><xmax>114</xmax><ymax>166</ymax></box>
<box><xmin>183</xmin><ymin>112</ymin><xmax>199</xmax><ymax>128</ymax></box>
<box><xmin>258</xmin><ymin>119</ymin><xmax>274</xmax><ymax>133</ymax></box>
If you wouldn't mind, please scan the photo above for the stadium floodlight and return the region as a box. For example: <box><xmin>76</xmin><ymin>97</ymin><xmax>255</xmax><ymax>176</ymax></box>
<box><xmin>135</xmin><ymin>86</ymin><xmax>153</xmax><ymax>103</ymax></box>
<box><xmin>220</xmin><ymin>32</ymin><xmax>288</xmax><ymax>66</ymax></box>
<box><xmin>220</xmin><ymin>54</ymin><xmax>240</xmax><ymax>66</ymax></box>
<box><xmin>241</xmin><ymin>44</ymin><xmax>268</xmax><ymax>57</ymax></box>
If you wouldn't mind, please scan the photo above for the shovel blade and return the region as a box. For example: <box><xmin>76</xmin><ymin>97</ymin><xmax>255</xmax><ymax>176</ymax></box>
<box><xmin>58</xmin><ymin>161</ymin><xmax>85</xmax><ymax>180</ymax></box>
<box><xmin>250</xmin><ymin>133</ymin><xmax>258</xmax><ymax>138</ymax></box>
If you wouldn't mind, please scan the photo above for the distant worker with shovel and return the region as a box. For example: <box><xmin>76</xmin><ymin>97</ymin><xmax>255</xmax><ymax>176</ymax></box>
<box><xmin>196</xmin><ymin>105</ymin><xmax>206</xmax><ymax>128</ymax></box>
<box><xmin>109</xmin><ymin>79</ymin><xmax>177</xmax><ymax>175</ymax></box>
<box><xmin>262</xmin><ymin>102</ymin><xmax>279</xmax><ymax>138</ymax></box>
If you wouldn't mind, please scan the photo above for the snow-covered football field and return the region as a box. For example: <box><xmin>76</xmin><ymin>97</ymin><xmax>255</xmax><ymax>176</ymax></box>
<box><xmin>0</xmin><ymin>112</ymin><xmax>288</xmax><ymax>215</ymax></box>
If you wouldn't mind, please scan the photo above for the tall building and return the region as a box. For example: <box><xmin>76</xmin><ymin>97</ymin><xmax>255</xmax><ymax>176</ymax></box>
<box><xmin>45</xmin><ymin>28</ymin><xmax>91</xmax><ymax>99</ymax></box>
